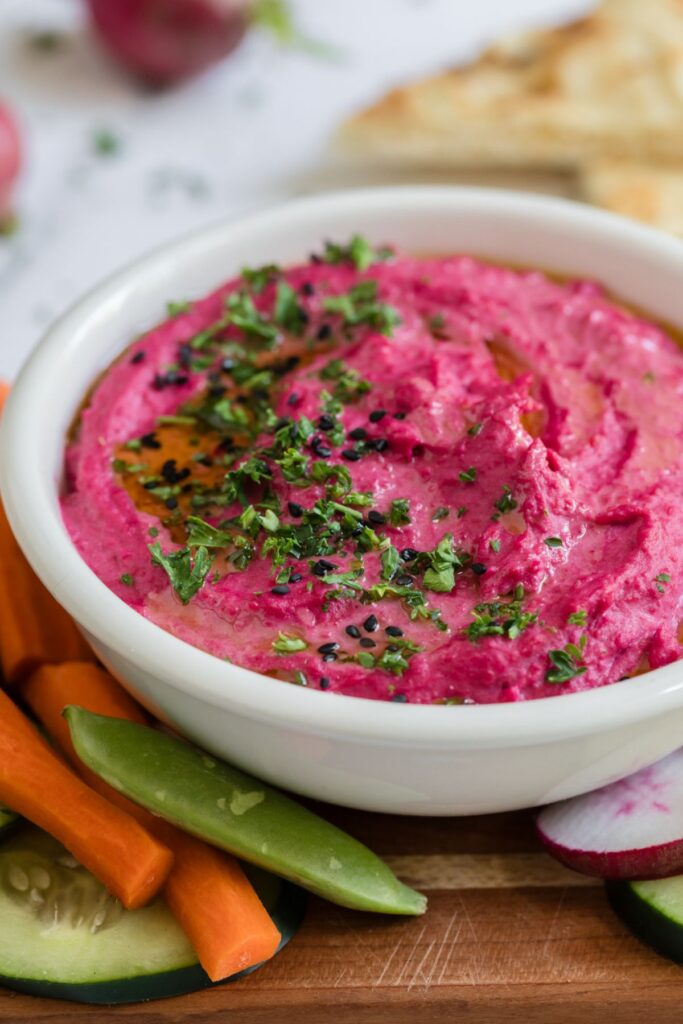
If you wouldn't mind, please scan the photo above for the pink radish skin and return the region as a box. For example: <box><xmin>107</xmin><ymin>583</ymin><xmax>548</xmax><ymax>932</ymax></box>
<box><xmin>0</xmin><ymin>102</ymin><xmax>20</xmax><ymax>227</ymax></box>
<box><xmin>537</xmin><ymin>749</ymin><xmax>683</xmax><ymax>880</ymax></box>
<box><xmin>86</xmin><ymin>0</ymin><xmax>250</xmax><ymax>87</ymax></box>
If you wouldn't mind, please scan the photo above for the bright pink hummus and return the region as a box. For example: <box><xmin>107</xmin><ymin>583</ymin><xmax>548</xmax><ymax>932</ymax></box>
<box><xmin>62</xmin><ymin>245</ymin><xmax>683</xmax><ymax>703</ymax></box>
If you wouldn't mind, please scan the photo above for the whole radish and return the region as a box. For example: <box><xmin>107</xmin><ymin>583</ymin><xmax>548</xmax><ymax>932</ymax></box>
<box><xmin>85</xmin><ymin>0</ymin><xmax>252</xmax><ymax>86</ymax></box>
<box><xmin>0</xmin><ymin>102</ymin><xmax>21</xmax><ymax>233</ymax></box>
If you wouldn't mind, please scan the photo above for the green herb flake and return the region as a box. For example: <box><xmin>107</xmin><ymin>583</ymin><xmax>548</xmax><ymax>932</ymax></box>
<box><xmin>458</xmin><ymin>466</ymin><xmax>477</xmax><ymax>485</ymax></box>
<box><xmin>389</xmin><ymin>498</ymin><xmax>411</xmax><ymax>526</ymax></box>
<box><xmin>567</xmin><ymin>609</ymin><xmax>587</xmax><ymax>626</ymax></box>
<box><xmin>119</xmin><ymin>573</ymin><xmax>134</xmax><ymax>586</ymax></box>
<box><xmin>381</xmin><ymin>545</ymin><xmax>402</xmax><ymax>581</ymax></box>
<box><xmin>467</xmin><ymin>590</ymin><xmax>537</xmax><ymax>643</ymax></box>
<box><xmin>467</xmin><ymin>422</ymin><xmax>483</xmax><ymax>437</ymax></box>
<box><xmin>241</xmin><ymin>263</ymin><xmax>280</xmax><ymax>293</ymax></box>
<box><xmin>493</xmin><ymin>485</ymin><xmax>517</xmax><ymax>515</ymax></box>
<box><xmin>166</xmin><ymin>300</ymin><xmax>191</xmax><ymax>317</ymax></box>
<box><xmin>544</xmin><ymin>536</ymin><xmax>563</xmax><ymax>548</ymax></box>
<box><xmin>149</xmin><ymin>543</ymin><xmax>212</xmax><ymax>604</ymax></box>
<box><xmin>546</xmin><ymin>638</ymin><xmax>587</xmax><ymax>684</ymax></box>
<box><xmin>93</xmin><ymin>129</ymin><xmax>121</xmax><ymax>157</ymax></box>
<box><xmin>272</xmin><ymin>632</ymin><xmax>307</xmax><ymax>654</ymax></box>
<box><xmin>322</xmin><ymin>235</ymin><xmax>392</xmax><ymax>272</ymax></box>
<box><xmin>432</xmin><ymin>506</ymin><xmax>450</xmax><ymax>522</ymax></box>
<box><xmin>273</xmin><ymin>280</ymin><xmax>306</xmax><ymax>335</ymax></box>
<box><xmin>323</xmin><ymin>280</ymin><xmax>401</xmax><ymax>337</ymax></box>
<box><xmin>489</xmin><ymin>539</ymin><xmax>500</xmax><ymax>553</ymax></box>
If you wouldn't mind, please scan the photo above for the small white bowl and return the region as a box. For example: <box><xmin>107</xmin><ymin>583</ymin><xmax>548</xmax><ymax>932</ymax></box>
<box><xmin>4</xmin><ymin>187</ymin><xmax>683</xmax><ymax>816</ymax></box>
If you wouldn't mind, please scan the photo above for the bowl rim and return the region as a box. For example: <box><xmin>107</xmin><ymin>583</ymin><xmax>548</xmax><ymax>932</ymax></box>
<box><xmin>4</xmin><ymin>184</ymin><xmax>683</xmax><ymax>749</ymax></box>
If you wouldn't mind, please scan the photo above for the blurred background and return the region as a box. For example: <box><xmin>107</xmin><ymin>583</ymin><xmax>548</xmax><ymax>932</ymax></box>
<box><xmin>1</xmin><ymin>0</ymin><xmax>674</xmax><ymax>379</ymax></box>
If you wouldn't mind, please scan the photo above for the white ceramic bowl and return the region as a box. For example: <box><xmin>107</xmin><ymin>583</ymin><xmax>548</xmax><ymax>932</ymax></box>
<box><xmin>4</xmin><ymin>187</ymin><xmax>683</xmax><ymax>816</ymax></box>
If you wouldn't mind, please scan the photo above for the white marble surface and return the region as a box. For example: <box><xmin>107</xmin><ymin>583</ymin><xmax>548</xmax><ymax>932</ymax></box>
<box><xmin>0</xmin><ymin>0</ymin><xmax>591</xmax><ymax>378</ymax></box>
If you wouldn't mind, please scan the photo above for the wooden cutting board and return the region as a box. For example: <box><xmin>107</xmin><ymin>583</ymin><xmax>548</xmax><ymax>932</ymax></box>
<box><xmin>2</xmin><ymin>803</ymin><xmax>681</xmax><ymax>1023</ymax></box>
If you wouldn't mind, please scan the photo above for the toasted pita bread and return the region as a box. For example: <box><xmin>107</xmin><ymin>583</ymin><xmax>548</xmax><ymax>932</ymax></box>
<box><xmin>339</xmin><ymin>0</ymin><xmax>683</xmax><ymax>170</ymax></box>
<box><xmin>581</xmin><ymin>159</ymin><xmax>683</xmax><ymax>235</ymax></box>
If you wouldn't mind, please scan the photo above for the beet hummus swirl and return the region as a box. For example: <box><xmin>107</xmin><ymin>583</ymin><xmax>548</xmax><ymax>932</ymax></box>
<box><xmin>62</xmin><ymin>239</ymin><xmax>683</xmax><ymax>704</ymax></box>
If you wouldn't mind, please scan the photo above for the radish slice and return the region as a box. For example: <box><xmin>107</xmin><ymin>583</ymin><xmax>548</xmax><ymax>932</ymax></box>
<box><xmin>537</xmin><ymin>749</ymin><xmax>683</xmax><ymax>879</ymax></box>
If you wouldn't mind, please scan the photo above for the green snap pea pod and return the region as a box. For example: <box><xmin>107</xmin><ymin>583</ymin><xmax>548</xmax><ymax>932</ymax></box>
<box><xmin>65</xmin><ymin>707</ymin><xmax>426</xmax><ymax>917</ymax></box>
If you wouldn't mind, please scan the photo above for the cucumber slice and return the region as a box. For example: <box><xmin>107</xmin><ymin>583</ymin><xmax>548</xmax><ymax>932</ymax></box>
<box><xmin>0</xmin><ymin>826</ymin><xmax>304</xmax><ymax>1004</ymax></box>
<box><xmin>0</xmin><ymin>805</ymin><xmax>18</xmax><ymax>838</ymax></box>
<box><xmin>607</xmin><ymin>876</ymin><xmax>683</xmax><ymax>962</ymax></box>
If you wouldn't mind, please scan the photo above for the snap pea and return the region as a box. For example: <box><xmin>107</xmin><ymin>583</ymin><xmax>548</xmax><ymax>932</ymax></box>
<box><xmin>64</xmin><ymin>707</ymin><xmax>426</xmax><ymax>916</ymax></box>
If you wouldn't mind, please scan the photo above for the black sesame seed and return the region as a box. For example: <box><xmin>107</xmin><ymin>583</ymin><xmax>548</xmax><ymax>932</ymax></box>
<box><xmin>368</xmin><ymin>510</ymin><xmax>386</xmax><ymax>526</ymax></box>
<box><xmin>341</xmin><ymin>449</ymin><xmax>361</xmax><ymax>462</ymax></box>
<box><xmin>196</xmin><ymin>455</ymin><xmax>213</xmax><ymax>468</ymax></box>
<box><xmin>271</xmin><ymin>585</ymin><xmax>290</xmax><ymax>595</ymax></box>
<box><xmin>319</xmin><ymin>676</ymin><xmax>331</xmax><ymax>690</ymax></box>
<box><xmin>363</xmin><ymin>614</ymin><xmax>379</xmax><ymax>633</ymax></box>
<box><xmin>287</xmin><ymin>392</ymin><xmax>300</xmax><ymax>407</ymax></box>
<box><xmin>395</xmin><ymin>574</ymin><xmax>413</xmax><ymax>587</ymax></box>
<box><xmin>312</xmin><ymin>559</ymin><xmax>336</xmax><ymax>576</ymax></box>
<box><xmin>386</xmin><ymin>625</ymin><xmax>404</xmax><ymax>637</ymax></box>
<box><xmin>316</xmin><ymin>323</ymin><xmax>332</xmax><ymax>341</ymax></box>
<box><xmin>312</xmin><ymin>442</ymin><xmax>332</xmax><ymax>458</ymax></box>
<box><xmin>165</xmin><ymin>497</ymin><xmax>178</xmax><ymax>510</ymax></box>
<box><xmin>288</xmin><ymin>501</ymin><xmax>303</xmax><ymax>518</ymax></box>
<box><xmin>317</xmin><ymin>414</ymin><xmax>335</xmax><ymax>431</ymax></box>
<box><xmin>359</xmin><ymin>637</ymin><xmax>376</xmax><ymax>648</ymax></box>
<box><xmin>471</xmin><ymin>562</ymin><xmax>487</xmax><ymax>575</ymax></box>
<box><xmin>393</xmin><ymin>411</ymin><xmax>407</xmax><ymax>420</ymax></box>
<box><xmin>208</xmin><ymin>385</ymin><xmax>226</xmax><ymax>400</ymax></box>
<box><xmin>143</xmin><ymin>480</ymin><xmax>158</xmax><ymax>490</ymax></box>
<box><xmin>318</xmin><ymin>641</ymin><xmax>340</xmax><ymax>655</ymax></box>
<box><xmin>282</xmin><ymin>354</ymin><xmax>301</xmax><ymax>373</ymax></box>
<box><xmin>367</xmin><ymin>438</ymin><xmax>389</xmax><ymax>453</ymax></box>
<box><xmin>207</xmin><ymin>370</ymin><xmax>222</xmax><ymax>385</ymax></box>
<box><xmin>386</xmin><ymin>644</ymin><xmax>400</xmax><ymax>652</ymax></box>
<box><xmin>400</xmin><ymin>548</ymin><xmax>419</xmax><ymax>561</ymax></box>
<box><xmin>216</xmin><ymin>437</ymin><xmax>234</xmax><ymax>452</ymax></box>
<box><xmin>345</xmin><ymin>624</ymin><xmax>361</xmax><ymax>639</ymax></box>
<box><xmin>349</xmin><ymin>427</ymin><xmax>367</xmax><ymax>441</ymax></box>
<box><xmin>221</xmin><ymin>358</ymin><xmax>235</xmax><ymax>373</ymax></box>
<box><xmin>300</xmin><ymin>281</ymin><xmax>315</xmax><ymax>297</ymax></box>
<box><xmin>322</xmin><ymin>652</ymin><xmax>337</xmax><ymax>663</ymax></box>
<box><xmin>130</xmin><ymin>350</ymin><xmax>146</xmax><ymax>364</ymax></box>
<box><xmin>289</xmin><ymin>572</ymin><xmax>303</xmax><ymax>583</ymax></box>
<box><xmin>178</xmin><ymin>344</ymin><xmax>192</xmax><ymax>368</ymax></box>
<box><xmin>369</xmin><ymin>409</ymin><xmax>387</xmax><ymax>423</ymax></box>
<box><xmin>140</xmin><ymin>432</ymin><xmax>161</xmax><ymax>450</ymax></box>
<box><xmin>391</xmin><ymin>693</ymin><xmax>408</xmax><ymax>703</ymax></box>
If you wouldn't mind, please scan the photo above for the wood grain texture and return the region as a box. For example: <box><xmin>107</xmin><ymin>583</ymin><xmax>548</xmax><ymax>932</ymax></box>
<box><xmin>1</xmin><ymin>806</ymin><xmax>681</xmax><ymax>1023</ymax></box>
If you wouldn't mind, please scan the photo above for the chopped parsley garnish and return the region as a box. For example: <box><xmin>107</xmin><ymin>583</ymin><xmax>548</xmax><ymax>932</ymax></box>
<box><xmin>222</xmin><ymin>289</ymin><xmax>279</xmax><ymax>346</ymax></box>
<box><xmin>458</xmin><ymin>466</ymin><xmax>477</xmax><ymax>484</ymax></box>
<box><xmin>241</xmin><ymin>263</ymin><xmax>280</xmax><ymax>293</ymax></box>
<box><xmin>422</xmin><ymin>534</ymin><xmax>463</xmax><ymax>594</ymax></box>
<box><xmin>272</xmin><ymin>632</ymin><xmax>308</xmax><ymax>654</ymax></box>
<box><xmin>567</xmin><ymin>609</ymin><xmax>587</xmax><ymax>626</ymax></box>
<box><xmin>167</xmin><ymin>300</ymin><xmax>191</xmax><ymax>317</ymax></box>
<box><xmin>544</xmin><ymin>536</ymin><xmax>563</xmax><ymax>548</ymax></box>
<box><xmin>467</xmin><ymin>422</ymin><xmax>483</xmax><ymax>436</ymax></box>
<box><xmin>323</xmin><ymin>281</ymin><xmax>401</xmax><ymax>336</ymax></box>
<box><xmin>432</xmin><ymin>506</ymin><xmax>450</xmax><ymax>521</ymax></box>
<box><xmin>273</xmin><ymin>280</ymin><xmax>307</xmax><ymax>335</ymax></box>
<box><xmin>381</xmin><ymin>545</ymin><xmax>402</xmax><ymax>581</ymax></box>
<box><xmin>489</xmin><ymin>539</ymin><xmax>500</xmax><ymax>553</ymax></box>
<box><xmin>93</xmin><ymin>129</ymin><xmax>120</xmax><ymax>156</ymax></box>
<box><xmin>186</xmin><ymin>516</ymin><xmax>233</xmax><ymax>548</ymax></box>
<box><xmin>655</xmin><ymin>572</ymin><xmax>671</xmax><ymax>593</ymax></box>
<box><xmin>149</xmin><ymin>543</ymin><xmax>212</xmax><ymax>604</ymax></box>
<box><xmin>119</xmin><ymin>573</ymin><xmax>134</xmax><ymax>586</ymax></box>
<box><xmin>319</xmin><ymin>359</ymin><xmax>371</xmax><ymax>403</ymax></box>
<box><xmin>493</xmin><ymin>485</ymin><xmax>517</xmax><ymax>515</ymax></box>
<box><xmin>546</xmin><ymin>637</ymin><xmax>587</xmax><ymax>684</ymax></box>
<box><xmin>467</xmin><ymin>586</ymin><xmax>537</xmax><ymax>642</ymax></box>
<box><xmin>322</xmin><ymin>235</ymin><xmax>393</xmax><ymax>271</ymax></box>
<box><xmin>389</xmin><ymin>498</ymin><xmax>411</xmax><ymax>526</ymax></box>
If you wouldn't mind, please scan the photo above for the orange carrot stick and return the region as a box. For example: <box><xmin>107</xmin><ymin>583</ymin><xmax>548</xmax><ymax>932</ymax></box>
<box><xmin>0</xmin><ymin>685</ymin><xmax>173</xmax><ymax>908</ymax></box>
<box><xmin>0</xmin><ymin>500</ymin><xmax>94</xmax><ymax>684</ymax></box>
<box><xmin>23</xmin><ymin>662</ymin><xmax>281</xmax><ymax>981</ymax></box>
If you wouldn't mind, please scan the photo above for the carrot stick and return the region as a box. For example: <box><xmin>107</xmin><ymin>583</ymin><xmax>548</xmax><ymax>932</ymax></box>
<box><xmin>0</xmin><ymin>685</ymin><xmax>173</xmax><ymax>908</ymax></box>
<box><xmin>23</xmin><ymin>662</ymin><xmax>281</xmax><ymax>981</ymax></box>
<box><xmin>0</xmin><ymin>500</ymin><xmax>95</xmax><ymax>684</ymax></box>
